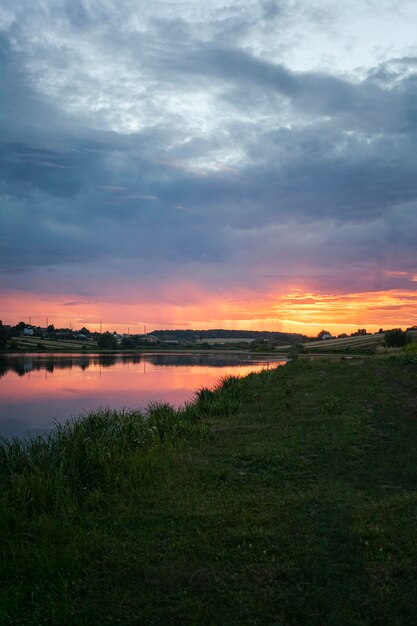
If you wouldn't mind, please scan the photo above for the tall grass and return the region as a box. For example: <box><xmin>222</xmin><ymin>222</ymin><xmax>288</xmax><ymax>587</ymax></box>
<box><xmin>0</xmin><ymin>373</ymin><xmax>248</xmax><ymax>622</ymax></box>
<box><xmin>0</xmin><ymin>375</ymin><xmax>244</xmax><ymax>522</ymax></box>
<box><xmin>192</xmin><ymin>375</ymin><xmax>242</xmax><ymax>417</ymax></box>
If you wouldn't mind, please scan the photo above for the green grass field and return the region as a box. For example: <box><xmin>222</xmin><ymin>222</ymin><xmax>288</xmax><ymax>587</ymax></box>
<box><xmin>286</xmin><ymin>330</ymin><xmax>417</xmax><ymax>354</ymax></box>
<box><xmin>303</xmin><ymin>333</ymin><xmax>385</xmax><ymax>350</ymax></box>
<box><xmin>9</xmin><ymin>336</ymin><xmax>98</xmax><ymax>351</ymax></box>
<box><xmin>1</xmin><ymin>356</ymin><xmax>417</xmax><ymax>624</ymax></box>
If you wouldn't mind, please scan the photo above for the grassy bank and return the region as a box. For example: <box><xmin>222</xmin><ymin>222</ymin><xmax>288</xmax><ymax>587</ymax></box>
<box><xmin>1</xmin><ymin>357</ymin><xmax>417</xmax><ymax>624</ymax></box>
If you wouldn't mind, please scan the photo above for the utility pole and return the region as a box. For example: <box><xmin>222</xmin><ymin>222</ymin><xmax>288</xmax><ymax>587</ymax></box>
<box><xmin>46</xmin><ymin>317</ymin><xmax>48</xmax><ymax>328</ymax></box>
<box><xmin>100</xmin><ymin>321</ymin><xmax>102</xmax><ymax>334</ymax></box>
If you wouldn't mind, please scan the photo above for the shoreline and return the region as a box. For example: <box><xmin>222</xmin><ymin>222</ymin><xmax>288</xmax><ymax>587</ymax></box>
<box><xmin>1</xmin><ymin>348</ymin><xmax>283</xmax><ymax>355</ymax></box>
<box><xmin>2</xmin><ymin>355</ymin><xmax>416</xmax><ymax>623</ymax></box>
<box><xmin>0</xmin><ymin>348</ymin><xmax>365</xmax><ymax>359</ymax></box>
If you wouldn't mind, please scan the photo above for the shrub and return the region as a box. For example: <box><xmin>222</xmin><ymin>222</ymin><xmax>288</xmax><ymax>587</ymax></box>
<box><xmin>384</xmin><ymin>329</ymin><xmax>410</xmax><ymax>348</ymax></box>
<box><xmin>97</xmin><ymin>332</ymin><xmax>118</xmax><ymax>349</ymax></box>
<box><xmin>287</xmin><ymin>347</ymin><xmax>299</xmax><ymax>360</ymax></box>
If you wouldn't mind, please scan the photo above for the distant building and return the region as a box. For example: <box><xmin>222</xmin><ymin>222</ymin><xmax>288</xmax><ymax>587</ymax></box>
<box><xmin>321</xmin><ymin>333</ymin><xmax>332</xmax><ymax>340</ymax></box>
<box><xmin>33</xmin><ymin>327</ymin><xmax>48</xmax><ymax>337</ymax></box>
<box><xmin>23</xmin><ymin>328</ymin><xmax>34</xmax><ymax>336</ymax></box>
<box><xmin>135</xmin><ymin>334</ymin><xmax>159</xmax><ymax>344</ymax></box>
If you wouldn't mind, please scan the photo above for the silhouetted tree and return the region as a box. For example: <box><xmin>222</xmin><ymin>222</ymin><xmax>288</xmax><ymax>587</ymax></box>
<box><xmin>384</xmin><ymin>329</ymin><xmax>409</xmax><ymax>348</ymax></box>
<box><xmin>97</xmin><ymin>332</ymin><xmax>118</xmax><ymax>349</ymax></box>
<box><xmin>121</xmin><ymin>337</ymin><xmax>136</xmax><ymax>349</ymax></box>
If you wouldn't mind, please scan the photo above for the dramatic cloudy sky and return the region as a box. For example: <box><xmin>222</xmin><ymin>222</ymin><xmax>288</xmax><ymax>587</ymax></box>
<box><xmin>1</xmin><ymin>0</ymin><xmax>417</xmax><ymax>333</ymax></box>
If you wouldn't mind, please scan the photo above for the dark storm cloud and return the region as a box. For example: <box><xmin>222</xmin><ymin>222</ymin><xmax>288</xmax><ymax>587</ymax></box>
<box><xmin>151</xmin><ymin>40</ymin><xmax>417</xmax><ymax>134</ymax></box>
<box><xmin>1</xmin><ymin>4</ymin><xmax>417</xmax><ymax>298</ymax></box>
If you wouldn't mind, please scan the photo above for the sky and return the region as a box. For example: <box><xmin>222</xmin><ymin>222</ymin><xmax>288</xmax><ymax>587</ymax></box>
<box><xmin>1</xmin><ymin>0</ymin><xmax>417</xmax><ymax>335</ymax></box>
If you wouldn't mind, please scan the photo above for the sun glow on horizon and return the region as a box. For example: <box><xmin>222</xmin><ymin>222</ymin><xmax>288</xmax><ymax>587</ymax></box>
<box><xmin>1</xmin><ymin>286</ymin><xmax>416</xmax><ymax>336</ymax></box>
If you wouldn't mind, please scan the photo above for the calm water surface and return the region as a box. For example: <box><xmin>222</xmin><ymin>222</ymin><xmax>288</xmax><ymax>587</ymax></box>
<box><xmin>0</xmin><ymin>353</ymin><xmax>286</xmax><ymax>438</ymax></box>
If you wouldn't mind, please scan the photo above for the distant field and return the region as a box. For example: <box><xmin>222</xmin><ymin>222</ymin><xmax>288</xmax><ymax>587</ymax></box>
<box><xmin>7</xmin><ymin>330</ymin><xmax>417</xmax><ymax>353</ymax></box>
<box><xmin>197</xmin><ymin>335</ymin><xmax>386</xmax><ymax>349</ymax></box>
<box><xmin>276</xmin><ymin>330</ymin><xmax>417</xmax><ymax>353</ymax></box>
<box><xmin>303</xmin><ymin>333</ymin><xmax>385</xmax><ymax>351</ymax></box>
<box><xmin>196</xmin><ymin>338</ymin><xmax>255</xmax><ymax>344</ymax></box>
<box><xmin>10</xmin><ymin>336</ymin><xmax>97</xmax><ymax>351</ymax></box>
<box><xmin>298</xmin><ymin>330</ymin><xmax>417</xmax><ymax>353</ymax></box>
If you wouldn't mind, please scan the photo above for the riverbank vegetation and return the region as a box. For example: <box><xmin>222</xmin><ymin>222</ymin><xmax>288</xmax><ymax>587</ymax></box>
<box><xmin>2</xmin><ymin>324</ymin><xmax>416</xmax><ymax>356</ymax></box>
<box><xmin>0</xmin><ymin>322</ymin><xmax>306</xmax><ymax>354</ymax></box>
<box><xmin>1</xmin><ymin>356</ymin><xmax>417</xmax><ymax>624</ymax></box>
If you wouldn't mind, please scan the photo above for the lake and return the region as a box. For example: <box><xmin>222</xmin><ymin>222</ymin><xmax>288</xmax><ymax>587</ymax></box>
<box><xmin>0</xmin><ymin>353</ymin><xmax>286</xmax><ymax>439</ymax></box>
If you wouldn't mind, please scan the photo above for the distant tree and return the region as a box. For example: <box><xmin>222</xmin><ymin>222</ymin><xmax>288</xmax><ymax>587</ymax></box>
<box><xmin>121</xmin><ymin>337</ymin><xmax>136</xmax><ymax>349</ymax></box>
<box><xmin>287</xmin><ymin>346</ymin><xmax>299</xmax><ymax>360</ymax></box>
<box><xmin>0</xmin><ymin>320</ymin><xmax>8</xmax><ymax>348</ymax></box>
<box><xmin>317</xmin><ymin>330</ymin><xmax>331</xmax><ymax>340</ymax></box>
<box><xmin>47</xmin><ymin>324</ymin><xmax>55</xmax><ymax>333</ymax></box>
<box><xmin>11</xmin><ymin>321</ymin><xmax>29</xmax><ymax>337</ymax></box>
<box><xmin>384</xmin><ymin>329</ymin><xmax>409</xmax><ymax>348</ymax></box>
<box><xmin>97</xmin><ymin>332</ymin><xmax>118</xmax><ymax>350</ymax></box>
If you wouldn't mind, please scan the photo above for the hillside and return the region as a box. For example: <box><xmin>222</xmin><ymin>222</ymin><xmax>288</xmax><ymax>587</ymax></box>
<box><xmin>151</xmin><ymin>329</ymin><xmax>307</xmax><ymax>344</ymax></box>
<box><xmin>282</xmin><ymin>330</ymin><xmax>417</xmax><ymax>354</ymax></box>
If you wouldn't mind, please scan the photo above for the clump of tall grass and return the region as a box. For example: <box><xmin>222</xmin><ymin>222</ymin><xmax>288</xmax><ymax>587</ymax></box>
<box><xmin>0</xmin><ymin>375</ymin><xmax>244</xmax><ymax>524</ymax></box>
<box><xmin>0</xmin><ymin>401</ymin><xmax>212</xmax><ymax>605</ymax></box>
<box><xmin>0</xmin><ymin>405</ymin><xmax>198</xmax><ymax>514</ymax></box>
<box><xmin>0</xmin><ymin>374</ymin><xmax>246</xmax><ymax>614</ymax></box>
<box><xmin>193</xmin><ymin>375</ymin><xmax>242</xmax><ymax>417</ymax></box>
<box><xmin>384</xmin><ymin>352</ymin><xmax>417</xmax><ymax>365</ymax></box>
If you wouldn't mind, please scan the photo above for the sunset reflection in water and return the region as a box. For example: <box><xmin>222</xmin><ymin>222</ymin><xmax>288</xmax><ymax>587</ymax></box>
<box><xmin>0</xmin><ymin>353</ymin><xmax>286</xmax><ymax>438</ymax></box>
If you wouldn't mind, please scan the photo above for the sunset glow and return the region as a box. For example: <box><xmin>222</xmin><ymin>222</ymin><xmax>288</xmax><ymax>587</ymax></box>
<box><xmin>2</xmin><ymin>287</ymin><xmax>417</xmax><ymax>336</ymax></box>
<box><xmin>1</xmin><ymin>1</ymin><xmax>417</xmax><ymax>333</ymax></box>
